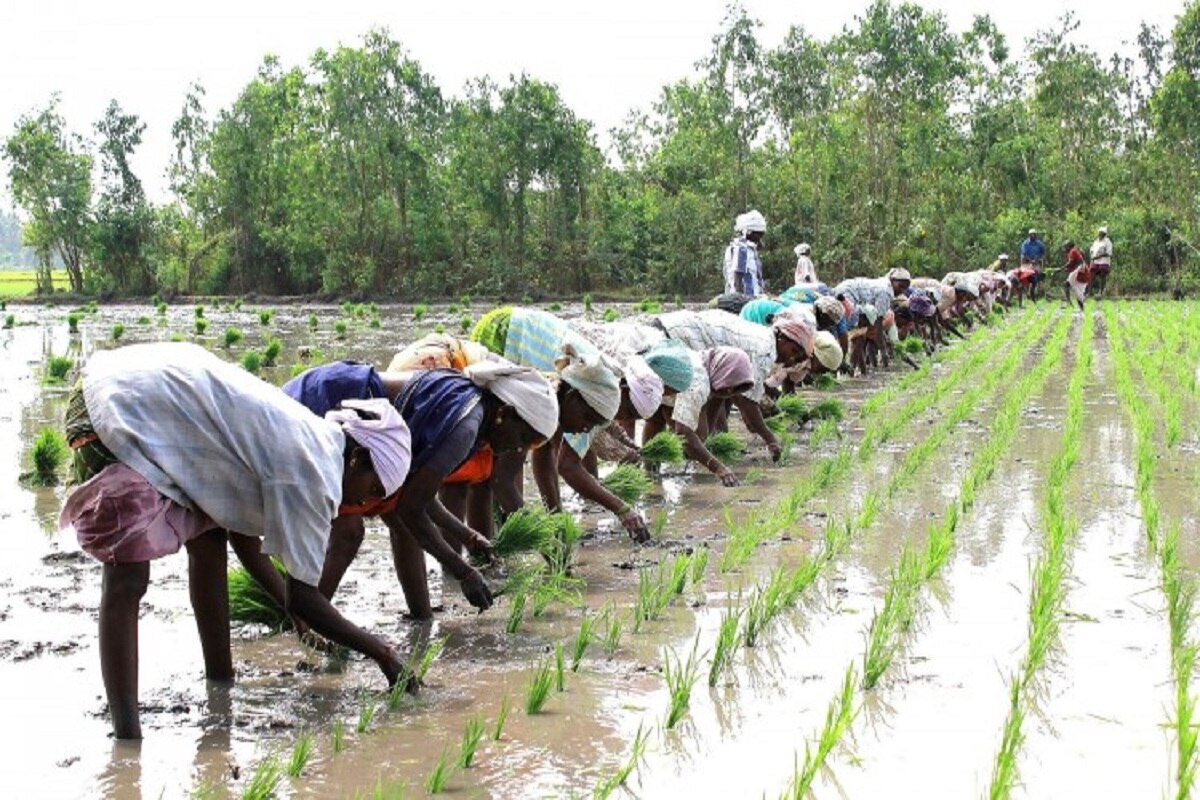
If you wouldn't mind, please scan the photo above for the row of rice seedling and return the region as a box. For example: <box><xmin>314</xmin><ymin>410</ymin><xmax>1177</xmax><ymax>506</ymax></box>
<box><xmin>1106</xmin><ymin>302</ymin><xmax>1200</xmax><ymax>797</ymax></box>
<box><xmin>768</xmin><ymin>309</ymin><xmax>1071</xmax><ymax>797</ymax></box>
<box><xmin>987</xmin><ymin>308</ymin><xmax>1093</xmax><ymax>800</ymax></box>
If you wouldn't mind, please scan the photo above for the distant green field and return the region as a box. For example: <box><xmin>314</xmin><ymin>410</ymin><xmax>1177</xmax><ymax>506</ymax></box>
<box><xmin>0</xmin><ymin>270</ymin><xmax>69</xmax><ymax>297</ymax></box>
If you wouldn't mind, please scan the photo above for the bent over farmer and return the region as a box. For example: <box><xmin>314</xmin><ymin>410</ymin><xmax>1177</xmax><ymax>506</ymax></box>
<box><xmin>59</xmin><ymin>343</ymin><xmax>413</xmax><ymax>739</ymax></box>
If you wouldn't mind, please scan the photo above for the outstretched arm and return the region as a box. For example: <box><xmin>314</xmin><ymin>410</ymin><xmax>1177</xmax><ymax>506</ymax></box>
<box><xmin>557</xmin><ymin>445</ymin><xmax>650</xmax><ymax>542</ymax></box>
<box><xmin>731</xmin><ymin>394</ymin><xmax>782</xmax><ymax>461</ymax></box>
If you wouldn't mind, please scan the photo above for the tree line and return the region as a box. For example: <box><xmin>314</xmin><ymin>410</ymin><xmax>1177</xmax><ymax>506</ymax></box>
<box><xmin>4</xmin><ymin>1</ymin><xmax>1199</xmax><ymax>298</ymax></box>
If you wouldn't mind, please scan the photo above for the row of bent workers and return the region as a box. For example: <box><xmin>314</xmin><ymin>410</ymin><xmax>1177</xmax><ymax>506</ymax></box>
<box><xmin>61</xmin><ymin>266</ymin><xmax>1004</xmax><ymax>739</ymax></box>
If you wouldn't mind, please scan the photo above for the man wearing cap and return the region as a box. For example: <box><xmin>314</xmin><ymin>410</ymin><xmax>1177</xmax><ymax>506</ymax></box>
<box><xmin>1089</xmin><ymin>227</ymin><xmax>1113</xmax><ymax>296</ymax></box>
<box><xmin>58</xmin><ymin>343</ymin><xmax>415</xmax><ymax>739</ymax></box>
<box><xmin>1019</xmin><ymin>229</ymin><xmax>1047</xmax><ymax>300</ymax></box>
<box><xmin>724</xmin><ymin>210</ymin><xmax>767</xmax><ymax>297</ymax></box>
<box><xmin>793</xmin><ymin>243</ymin><xmax>818</xmax><ymax>285</ymax></box>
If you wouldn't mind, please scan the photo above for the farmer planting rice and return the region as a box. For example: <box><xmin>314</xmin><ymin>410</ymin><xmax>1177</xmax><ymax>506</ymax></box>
<box><xmin>471</xmin><ymin>306</ymin><xmax>651</xmax><ymax>541</ymax></box>
<box><xmin>283</xmin><ymin>359</ymin><xmax>557</xmax><ymax>619</ymax></box>
<box><xmin>59</xmin><ymin>343</ymin><xmax>413</xmax><ymax>739</ymax></box>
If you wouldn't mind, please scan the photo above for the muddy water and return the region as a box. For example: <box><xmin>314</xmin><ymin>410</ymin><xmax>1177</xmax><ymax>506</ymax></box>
<box><xmin>2</xmin><ymin>302</ymin><xmax>1192</xmax><ymax>799</ymax></box>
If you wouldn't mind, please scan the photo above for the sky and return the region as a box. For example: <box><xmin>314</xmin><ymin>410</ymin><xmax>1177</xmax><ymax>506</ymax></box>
<box><xmin>0</xmin><ymin>0</ymin><xmax>1190</xmax><ymax>206</ymax></box>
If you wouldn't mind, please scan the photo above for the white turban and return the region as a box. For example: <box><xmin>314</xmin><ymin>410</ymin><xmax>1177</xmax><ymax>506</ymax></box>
<box><xmin>794</xmin><ymin>243</ymin><xmax>811</xmax><ymax>256</ymax></box>
<box><xmin>325</xmin><ymin>398</ymin><xmax>411</xmax><ymax>497</ymax></box>
<box><xmin>463</xmin><ymin>359</ymin><xmax>560</xmax><ymax>441</ymax></box>
<box><xmin>555</xmin><ymin>343</ymin><xmax>621</xmax><ymax>421</ymax></box>
<box><xmin>998</xmin><ymin>253</ymin><xmax>1009</xmax><ymax>261</ymax></box>
<box><xmin>886</xmin><ymin>268</ymin><xmax>911</xmax><ymax>281</ymax></box>
<box><xmin>735</xmin><ymin>210</ymin><xmax>767</xmax><ymax>234</ymax></box>
<box><xmin>813</xmin><ymin>331</ymin><xmax>843</xmax><ymax>371</ymax></box>
<box><xmin>623</xmin><ymin>355</ymin><xmax>664</xmax><ymax>419</ymax></box>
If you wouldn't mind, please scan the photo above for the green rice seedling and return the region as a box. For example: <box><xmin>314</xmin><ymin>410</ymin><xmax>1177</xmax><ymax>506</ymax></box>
<box><xmin>638</xmin><ymin>297</ymin><xmax>663</xmax><ymax>314</ymax></box>
<box><xmin>332</xmin><ymin>718</ymin><xmax>346</xmax><ymax>753</ymax></box>
<box><xmin>651</xmin><ymin>510</ymin><xmax>668</xmax><ymax>541</ymax></box>
<box><xmin>583</xmin><ymin>293</ymin><xmax>593</xmax><ymax>312</ymax></box>
<box><xmin>456</xmin><ymin>715</ymin><xmax>485</xmax><ymax>768</ymax></box>
<box><xmin>663</xmin><ymin>634</ymin><xmax>701</xmax><ymax>729</ymax></box>
<box><xmin>704</xmin><ymin>432</ymin><xmax>745</xmax><ymax>465</ymax></box>
<box><xmin>571</xmin><ymin>612</ymin><xmax>598</xmax><ymax>671</ymax></box>
<box><xmin>690</xmin><ymin>547</ymin><xmax>709</xmax><ymax>585</ymax></box>
<box><xmin>31</xmin><ymin>428</ymin><xmax>68</xmax><ymax>485</ymax></box>
<box><xmin>45</xmin><ymin>354</ymin><xmax>73</xmax><ymax>382</ymax></box>
<box><xmin>459</xmin><ymin>314</ymin><xmax>472</xmax><ymax>333</ymax></box>
<box><xmin>370</xmin><ymin>315</ymin><xmax>381</xmax><ymax>329</ymax></box>
<box><xmin>542</xmin><ymin>513</ymin><xmax>583</xmax><ymax>575</ymax></box>
<box><xmin>521</xmin><ymin>294</ymin><xmax>533</xmax><ymax>304</ymax></box>
<box><xmin>783</xmin><ymin>665</ymin><xmax>858</xmax><ymax>798</ymax></box>
<box><xmin>665</xmin><ymin>554</ymin><xmax>691</xmax><ymax>596</ymax></box>
<box><xmin>259</xmin><ymin>310</ymin><xmax>272</xmax><ymax>326</ymax></box>
<box><xmin>156</xmin><ymin>301</ymin><xmax>167</xmax><ymax>315</ymax></box>
<box><xmin>289</xmin><ymin>364</ymin><xmax>307</xmax><ymax>379</ymax></box>
<box><xmin>808</xmin><ymin>398</ymin><xmax>844</xmax><ymax>422</ymax></box>
<box><xmin>286</xmin><ymin>731</ymin><xmax>314</xmax><ymax>777</ymax></box>
<box><xmin>137</xmin><ymin>315</ymin><xmax>151</xmax><ymax>325</ymax></box>
<box><xmin>435</xmin><ymin>323</ymin><xmax>446</xmax><ymax>334</ymax></box>
<box><xmin>494</xmin><ymin>506</ymin><xmax>557</xmax><ymax>557</ymax></box>
<box><xmin>674</xmin><ymin>293</ymin><xmax>683</xmax><ymax>308</ymax></box>
<box><xmin>408</xmin><ymin>636</ymin><xmax>447</xmax><ymax>683</ymax></box>
<box><xmin>308</xmin><ymin>314</ymin><xmax>319</xmax><ymax>331</ymax></box>
<box><xmin>530</xmin><ymin>570</ymin><xmax>585</xmax><ymax>617</ymax></box>
<box><xmin>602</xmin><ymin>464</ymin><xmax>653</xmax><ymax>505</ymax></box>
<box><xmin>899</xmin><ymin>336</ymin><xmax>926</xmax><ymax>355</ymax></box>
<box><xmin>67</xmin><ymin>313</ymin><xmax>79</xmax><ymax>333</ymax></box>
<box><xmin>708</xmin><ymin>600</ymin><xmax>743</xmax><ymax>687</ymax></box>
<box><xmin>812</xmin><ymin>373</ymin><xmax>838</xmax><ymax>391</ymax></box>
<box><xmin>413</xmin><ymin>303</ymin><xmax>428</xmax><ymax>321</ymax></box>
<box><xmin>241</xmin><ymin>351</ymin><xmax>262</xmax><ymax>374</ymax></box>
<box><xmin>809</xmin><ymin>418</ymin><xmax>839</xmax><ymax>448</ymax></box>
<box><xmin>554</xmin><ymin>643</ymin><xmax>566</xmax><ymax>691</ymax></box>
<box><xmin>262</xmin><ymin>338</ymin><xmax>282</xmax><ymax>367</ymax></box>
<box><xmin>241</xmin><ymin>755</ymin><xmax>283</xmax><ymax>800</ymax></box>
<box><xmin>111</xmin><ymin>323</ymin><xmax>125</xmax><ymax>340</ymax></box>
<box><xmin>505</xmin><ymin>587</ymin><xmax>528</xmax><ymax>634</ymax></box>
<box><xmin>357</xmin><ymin>692</ymin><xmax>378</xmax><ymax>733</ymax></box>
<box><xmin>776</xmin><ymin>394</ymin><xmax>808</xmax><ymax>421</ymax></box>
<box><xmin>424</xmin><ymin>748</ymin><xmax>452</xmax><ymax>794</ymax></box>
<box><xmin>601</xmin><ymin>609</ymin><xmax>623</xmax><ymax>655</ymax></box>
<box><xmin>603</xmin><ymin>307</ymin><xmax>619</xmax><ymax>323</ymax></box>
<box><xmin>460</xmin><ymin>294</ymin><xmax>472</xmax><ymax>307</ymax></box>
<box><xmin>194</xmin><ymin>304</ymin><xmax>205</xmax><ymax>319</ymax></box>
<box><xmin>335</xmin><ymin>320</ymin><xmax>348</xmax><ymax>338</ymax></box>
<box><xmin>354</xmin><ymin>304</ymin><xmax>368</xmax><ymax>319</ymax></box>
<box><xmin>223</xmin><ymin>328</ymin><xmax>243</xmax><ymax>348</ymax></box>
<box><xmin>170</xmin><ymin>333</ymin><xmax>184</xmax><ymax>342</ymax></box>
<box><xmin>447</xmin><ymin>303</ymin><xmax>460</xmax><ymax>315</ymax></box>
<box><xmin>227</xmin><ymin>558</ymin><xmax>288</xmax><ymax>628</ymax></box>
<box><xmin>340</xmin><ymin>300</ymin><xmax>354</xmax><ymax>314</ymax></box>
<box><xmin>194</xmin><ymin>318</ymin><xmax>208</xmax><ymax>335</ymax></box>
<box><xmin>765</xmin><ymin>413</ymin><xmax>791</xmax><ymax>435</ymax></box>
<box><xmin>2</xmin><ymin>314</ymin><xmax>13</xmax><ymax>329</ymax></box>
<box><xmin>548</xmin><ymin>302</ymin><xmax>563</xmax><ymax>312</ymax></box>
<box><xmin>525</xmin><ymin>658</ymin><xmax>555</xmax><ymax>714</ymax></box>
<box><xmin>640</xmin><ymin>431</ymin><xmax>685</xmax><ymax>465</ymax></box>
<box><xmin>593</xmin><ymin>722</ymin><xmax>649</xmax><ymax>797</ymax></box>
<box><xmin>492</xmin><ymin>694</ymin><xmax>511</xmax><ymax>740</ymax></box>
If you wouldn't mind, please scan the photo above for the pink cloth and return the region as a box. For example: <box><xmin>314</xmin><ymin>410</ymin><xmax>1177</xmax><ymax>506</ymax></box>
<box><xmin>59</xmin><ymin>463</ymin><xmax>215</xmax><ymax>564</ymax></box>
<box><xmin>702</xmin><ymin>346</ymin><xmax>754</xmax><ymax>392</ymax></box>
<box><xmin>772</xmin><ymin>316</ymin><xmax>816</xmax><ymax>357</ymax></box>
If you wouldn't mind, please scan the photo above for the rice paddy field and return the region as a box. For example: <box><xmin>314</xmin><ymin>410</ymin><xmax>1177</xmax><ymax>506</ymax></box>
<box><xmin>0</xmin><ymin>269</ymin><xmax>69</xmax><ymax>296</ymax></box>
<box><xmin>1</xmin><ymin>298</ymin><xmax>1198</xmax><ymax>798</ymax></box>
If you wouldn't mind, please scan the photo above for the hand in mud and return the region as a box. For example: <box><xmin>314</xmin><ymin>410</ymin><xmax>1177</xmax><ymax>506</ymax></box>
<box><xmin>461</xmin><ymin>569</ymin><xmax>494</xmax><ymax>611</ymax></box>
<box><xmin>768</xmin><ymin>441</ymin><xmax>783</xmax><ymax>463</ymax></box>
<box><xmin>380</xmin><ymin>647</ymin><xmax>417</xmax><ymax>691</ymax></box>
<box><xmin>620</xmin><ymin>510</ymin><xmax>651</xmax><ymax>543</ymax></box>
<box><xmin>718</xmin><ymin>468</ymin><xmax>740</xmax><ymax>487</ymax></box>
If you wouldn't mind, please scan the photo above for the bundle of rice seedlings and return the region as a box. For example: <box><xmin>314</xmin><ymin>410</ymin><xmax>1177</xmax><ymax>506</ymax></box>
<box><xmin>765</xmin><ymin>414</ymin><xmax>791</xmax><ymax>435</ymax></box>
<box><xmin>228</xmin><ymin>559</ymin><xmax>289</xmax><ymax>629</ymax></box>
<box><xmin>638</xmin><ymin>297</ymin><xmax>663</xmax><ymax>314</ymax></box>
<box><xmin>602</xmin><ymin>464</ymin><xmax>653</xmax><ymax>505</ymax></box>
<box><xmin>494</xmin><ymin>506</ymin><xmax>557</xmax><ymax>557</ymax></box>
<box><xmin>45</xmin><ymin>355</ymin><xmax>73</xmax><ymax>383</ymax></box>
<box><xmin>541</xmin><ymin>513</ymin><xmax>583</xmax><ymax>574</ymax></box>
<box><xmin>776</xmin><ymin>394</ymin><xmax>808</xmax><ymax>421</ymax></box>
<box><xmin>602</xmin><ymin>308</ymin><xmax>619</xmax><ymax>323</ymax></box>
<box><xmin>808</xmin><ymin>399</ymin><xmax>845</xmax><ymax>422</ymax></box>
<box><xmin>262</xmin><ymin>337</ymin><xmax>283</xmax><ymax>367</ymax></box>
<box><xmin>899</xmin><ymin>336</ymin><xmax>926</xmax><ymax>355</ymax></box>
<box><xmin>640</xmin><ymin>431</ymin><xmax>684</xmax><ymax>465</ymax></box>
<box><xmin>813</xmin><ymin>373</ymin><xmax>838</xmax><ymax>390</ymax></box>
<box><xmin>704</xmin><ymin>432</ymin><xmax>746</xmax><ymax>465</ymax></box>
<box><xmin>31</xmin><ymin>428</ymin><xmax>68</xmax><ymax>485</ymax></box>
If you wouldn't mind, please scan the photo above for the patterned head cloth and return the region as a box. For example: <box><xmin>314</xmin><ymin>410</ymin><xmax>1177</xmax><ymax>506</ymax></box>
<box><xmin>555</xmin><ymin>343</ymin><xmax>621</xmax><ymax>421</ymax></box>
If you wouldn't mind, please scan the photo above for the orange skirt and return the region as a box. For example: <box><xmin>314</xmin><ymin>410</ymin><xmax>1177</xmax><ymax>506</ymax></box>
<box><xmin>336</xmin><ymin>446</ymin><xmax>494</xmax><ymax>518</ymax></box>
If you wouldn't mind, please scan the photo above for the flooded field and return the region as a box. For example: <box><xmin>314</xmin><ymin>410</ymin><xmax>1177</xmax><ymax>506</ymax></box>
<box><xmin>1</xmin><ymin>298</ymin><xmax>1197</xmax><ymax>799</ymax></box>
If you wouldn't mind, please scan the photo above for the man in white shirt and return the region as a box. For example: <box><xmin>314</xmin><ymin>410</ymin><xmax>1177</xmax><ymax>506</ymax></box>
<box><xmin>1089</xmin><ymin>226</ymin><xmax>1113</xmax><ymax>296</ymax></box>
<box><xmin>794</xmin><ymin>243</ymin><xmax>818</xmax><ymax>285</ymax></box>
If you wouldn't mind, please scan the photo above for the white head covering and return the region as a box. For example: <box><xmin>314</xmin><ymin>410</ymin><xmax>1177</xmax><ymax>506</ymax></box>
<box><xmin>555</xmin><ymin>343</ymin><xmax>621</xmax><ymax>421</ymax></box>
<box><xmin>794</xmin><ymin>243</ymin><xmax>811</xmax><ymax>256</ymax></box>
<box><xmin>1099</xmin><ymin>226</ymin><xmax>1108</xmax><ymax>235</ymax></box>
<box><xmin>998</xmin><ymin>253</ymin><xmax>1009</xmax><ymax>261</ymax></box>
<box><xmin>623</xmin><ymin>355</ymin><xmax>664</xmax><ymax>419</ymax></box>
<box><xmin>886</xmin><ymin>267</ymin><xmax>911</xmax><ymax>281</ymax></box>
<box><xmin>735</xmin><ymin>210</ymin><xmax>767</xmax><ymax>234</ymax></box>
<box><xmin>813</xmin><ymin>331</ymin><xmax>843</xmax><ymax>371</ymax></box>
<box><xmin>325</xmin><ymin>398</ymin><xmax>411</xmax><ymax>497</ymax></box>
<box><xmin>463</xmin><ymin>360</ymin><xmax>560</xmax><ymax>441</ymax></box>
<box><xmin>1028</xmin><ymin>228</ymin><xmax>1037</xmax><ymax>236</ymax></box>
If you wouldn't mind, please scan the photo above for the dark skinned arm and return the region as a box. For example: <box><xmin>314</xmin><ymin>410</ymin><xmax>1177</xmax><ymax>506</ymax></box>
<box><xmin>731</xmin><ymin>394</ymin><xmax>782</xmax><ymax>461</ymax></box>
<box><xmin>427</xmin><ymin>496</ymin><xmax>494</xmax><ymax>561</ymax></box>
<box><xmin>284</xmin><ymin>576</ymin><xmax>405</xmax><ymax>685</ymax></box>
<box><xmin>384</xmin><ymin>467</ymin><xmax>493</xmax><ymax>610</ymax></box>
<box><xmin>530</xmin><ymin>437</ymin><xmax>563</xmax><ymax>511</ymax></box>
<box><xmin>673</xmin><ymin>418</ymin><xmax>739</xmax><ymax>486</ymax></box>
<box><xmin>557</xmin><ymin>444</ymin><xmax>650</xmax><ymax>542</ymax></box>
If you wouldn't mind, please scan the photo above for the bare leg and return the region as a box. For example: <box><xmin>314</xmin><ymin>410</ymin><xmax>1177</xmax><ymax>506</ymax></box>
<box><xmin>439</xmin><ymin>483</ymin><xmax>468</xmax><ymax>520</ymax></box>
<box><xmin>186</xmin><ymin>529</ymin><xmax>233</xmax><ymax>682</ymax></box>
<box><xmin>99</xmin><ymin>561</ymin><xmax>150</xmax><ymax>739</ymax></box>
<box><xmin>385</xmin><ymin>518</ymin><xmax>433</xmax><ymax>620</ymax></box>
<box><xmin>317</xmin><ymin>516</ymin><xmax>366</xmax><ymax>600</ymax></box>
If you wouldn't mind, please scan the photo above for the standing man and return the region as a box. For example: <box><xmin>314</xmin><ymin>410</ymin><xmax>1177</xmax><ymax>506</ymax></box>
<box><xmin>1089</xmin><ymin>226</ymin><xmax>1113</xmax><ymax>296</ymax></box>
<box><xmin>723</xmin><ymin>210</ymin><xmax>767</xmax><ymax>297</ymax></box>
<box><xmin>793</xmin><ymin>243</ymin><xmax>818</xmax><ymax>285</ymax></box>
<box><xmin>1019</xmin><ymin>229</ymin><xmax>1047</xmax><ymax>300</ymax></box>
